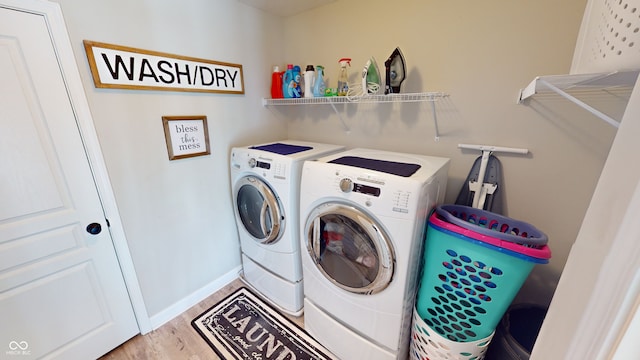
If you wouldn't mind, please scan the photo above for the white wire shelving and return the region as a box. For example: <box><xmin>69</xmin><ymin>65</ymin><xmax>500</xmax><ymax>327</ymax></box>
<box><xmin>262</xmin><ymin>92</ymin><xmax>448</xmax><ymax>105</ymax></box>
<box><xmin>262</xmin><ymin>92</ymin><xmax>449</xmax><ymax>140</ymax></box>
<box><xmin>517</xmin><ymin>70</ymin><xmax>639</xmax><ymax>128</ymax></box>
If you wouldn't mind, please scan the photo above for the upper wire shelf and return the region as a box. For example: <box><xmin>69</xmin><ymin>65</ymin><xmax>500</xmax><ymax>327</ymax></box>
<box><xmin>262</xmin><ymin>92</ymin><xmax>449</xmax><ymax>106</ymax></box>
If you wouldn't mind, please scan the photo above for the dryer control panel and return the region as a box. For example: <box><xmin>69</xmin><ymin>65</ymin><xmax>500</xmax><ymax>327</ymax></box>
<box><xmin>253</xmin><ymin>157</ymin><xmax>288</xmax><ymax>180</ymax></box>
<box><xmin>231</xmin><ymin>149</ymin><xmax>289</xmax><ymax>180</ymax></box>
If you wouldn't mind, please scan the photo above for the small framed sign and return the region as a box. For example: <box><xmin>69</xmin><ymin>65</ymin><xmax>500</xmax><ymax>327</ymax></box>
<box><xmin>162</xmin><ymin>115</ymin><xmax>210</xmax><ymax>160</ymax></box>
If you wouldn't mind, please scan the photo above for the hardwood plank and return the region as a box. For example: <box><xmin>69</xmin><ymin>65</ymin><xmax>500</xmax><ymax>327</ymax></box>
<box><xmin>99</xmin><ymin>278</ymin><xmax>305</xmax><ymax>359</ymax></box>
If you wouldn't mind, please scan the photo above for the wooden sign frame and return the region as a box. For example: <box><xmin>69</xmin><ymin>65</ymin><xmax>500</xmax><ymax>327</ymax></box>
<box><xmin>84</xmin><ymin>40</ymin><xmax>244</xmax><ymax>94</ymax></box>
<box><xmin>162</xmin><ymin>116</ymin><xmax>211</xmax><ymax>160</ymax></box>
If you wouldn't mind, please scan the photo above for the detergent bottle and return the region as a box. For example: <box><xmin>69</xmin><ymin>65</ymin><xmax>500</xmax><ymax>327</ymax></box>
<box><xmin>313</xmin><ymin>65</ymin><xmax>326</xmax><ymax>97</ymax></box>
<box><xmin>291</xmin><ymin>65</ymin><xmax>302</xmax><ymax>98</ymax></box>
<box><xmin>282</xmin><ymin>64</ymin><xmax>294</xmax><ymax>98</ymax></box>
<box><xmin>303</xmin><ymin>65</ymin><xmax>315</xmax><ymax>98</ymax></box>
<box><xmin>337</xmin><ymin>58</ymin><xmax>351</xmax><ymax>96</ymax></box>
<box><xmin>270</xmin><ymin>65</ymin><xmax>283</xmax><ymax>99</ymax></box>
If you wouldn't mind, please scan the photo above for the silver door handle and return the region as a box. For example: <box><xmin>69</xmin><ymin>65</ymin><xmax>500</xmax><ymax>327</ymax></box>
<box><xmin>259</xmin><ymin>201</ymin><xmax>270</xmax><ymax>236</ymax></box>
<box><xmin>312</xmin><ymin>217</ymin><xmax>321</xmax><ymax>262</ymax></box>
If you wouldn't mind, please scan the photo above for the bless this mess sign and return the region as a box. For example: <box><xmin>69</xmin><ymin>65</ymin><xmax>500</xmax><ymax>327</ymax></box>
<box><xmin>83</xmin><ymin>40</ymin><xmax>244</xmax><ymax>94</ymax></box>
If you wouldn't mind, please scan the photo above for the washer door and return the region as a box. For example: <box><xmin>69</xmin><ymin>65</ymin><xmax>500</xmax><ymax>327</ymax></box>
<box><xmin>235</xmin><ymin>176</ymin><xmax>284</xmax><ymax>244</ymax></box>
<box><xmin>305</xmin><ymin>202</ymin><xmax>395</xmax><ymax>294</ymax></box>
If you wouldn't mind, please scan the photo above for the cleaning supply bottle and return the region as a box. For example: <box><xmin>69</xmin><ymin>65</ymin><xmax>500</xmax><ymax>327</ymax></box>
<box><xmin>313</xmin><ymin>65</ymin><xmax>326</xmax><ymax>97</ymax></box>
<box><xmin>337</xmin><ymin>58</ymin><xmax>351</xmax><ymax>96</ymax></box>
<box><xmin>304</xmin><ymin>65</ymin><xmax>315</xmax><ymax>98</ymax></box>
<box><xmin>270</xmin><ymin>65</ymin><xmax>283</xmax><ymax>99</ymax></box>
<box><xmin>282</xmin><ymin>64</ymin><xmax>294</xmax><ymax>98</ymax></box>
<box><xmin>291</xmin><ymin>65</ymin><xmax>302</xmax><ymax>98</ymax></box>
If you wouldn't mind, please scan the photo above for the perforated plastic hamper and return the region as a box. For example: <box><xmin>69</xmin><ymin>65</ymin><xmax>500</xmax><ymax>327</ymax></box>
<box><xmin>410</xmin><ymin>307</ymin><xmax>493</xmax><ymax>360</ymax></box>
<box><xmin>414</xmin><ymin>205</ymin><xmax>551</xmax><ymax>346</ymax></box>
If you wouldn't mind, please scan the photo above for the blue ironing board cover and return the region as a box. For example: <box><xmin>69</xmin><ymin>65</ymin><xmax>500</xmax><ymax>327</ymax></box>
<box><xmin>329</xmin><ymin>156</ymin><xmax>421</xmax><ymax>177</ymax></box>
<box><xmin>250</xmin><ymin>143</ymin><xmax>313</xmax><ymax>155</ymax></box>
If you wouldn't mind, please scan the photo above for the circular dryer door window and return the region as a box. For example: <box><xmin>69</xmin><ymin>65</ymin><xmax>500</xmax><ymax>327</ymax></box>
<box><xmin>305</xmin><ymin>202</ymin><xmax>395</xmax><ymax>294</ymax></box>
<box><xmin>235</xmin><ymin>176</ymin><xmax>284</xmax><ymax>244</ymax></box>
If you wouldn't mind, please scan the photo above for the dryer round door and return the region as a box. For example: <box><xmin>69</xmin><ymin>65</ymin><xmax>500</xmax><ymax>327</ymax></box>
<box><xmin>235</xmin><ymin>175</ymin><xmax>284</xmax><ymax>244</ymax></box>
<box><xmin>304</xmin><ymin>202</ymin><xmax>395</xmax><ymax>294</ymax></box>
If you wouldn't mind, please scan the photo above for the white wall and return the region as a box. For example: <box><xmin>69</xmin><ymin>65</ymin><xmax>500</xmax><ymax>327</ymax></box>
<box><xmin>279</xmin><ymin>0</ymin><xmax>629</xmax><ymax>306</ymax></box>
<box><xmin>53</xmin><ymin>0</ymin><xmax>287</xmax><ymax>317</ymax></box>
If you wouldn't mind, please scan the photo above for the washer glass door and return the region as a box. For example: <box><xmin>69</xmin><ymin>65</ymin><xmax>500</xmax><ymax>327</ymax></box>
<box><xmin>235</xmin><ymin>176</ymin><xmax>284</xmax><ymax>244</ymax></box>
<box><xmin>305</xmin><ymin>202</ymin><xmax>395</xmax><ymax>294</ymax></box>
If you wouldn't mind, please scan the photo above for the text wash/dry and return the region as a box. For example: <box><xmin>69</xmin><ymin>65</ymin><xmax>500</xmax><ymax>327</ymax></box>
<box><xmin>100</xmin><ymin>53</ymin><xmax>239</xmax><ymax>88</ymax></box>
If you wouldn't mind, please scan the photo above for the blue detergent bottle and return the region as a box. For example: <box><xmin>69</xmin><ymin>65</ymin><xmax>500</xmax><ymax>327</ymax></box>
<box><xmin>291</xmin><ymin>65</ymin><xmax>302</xmax><ymax>98</ymax></box>
<box><xmin>313</xmin><ymin>65</ymin><xmax>326</xmax><ymax>97</ymax></box>
<box><xmin>282</xmin><ymin>64</ymin><xmax>294</xmax><ymax>98</ymax></box>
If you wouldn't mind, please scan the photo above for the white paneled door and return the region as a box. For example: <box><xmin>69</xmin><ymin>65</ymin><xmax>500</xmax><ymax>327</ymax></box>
<box><xmin>0</xmin><ymin>2</ymin><xmax>139</xmax><ymax>359</ymax></box>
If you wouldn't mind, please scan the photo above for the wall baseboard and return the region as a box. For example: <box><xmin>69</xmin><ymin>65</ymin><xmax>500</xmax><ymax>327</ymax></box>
<box><xmin>146</xmin><ymin>266</ymin><xmax>241</xmax><ymax>332</ymax></box>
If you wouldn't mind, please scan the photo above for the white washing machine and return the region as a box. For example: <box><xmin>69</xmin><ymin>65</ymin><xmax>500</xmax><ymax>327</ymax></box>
<box><xmin>230</xmin><ymin>140</ymin><xmax>344</xmax><ymax>316</ymax></box>
<box><xmin>299</xmin><ymin>148</ymin><xmax>450</xmax><ymax>360</ymax></box>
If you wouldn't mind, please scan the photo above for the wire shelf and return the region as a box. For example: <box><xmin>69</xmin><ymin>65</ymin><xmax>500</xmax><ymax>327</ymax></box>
<box><xmin>262</xmin><ymin>92</ymin><xmax>449</xmax><ymax>106</ymax></box>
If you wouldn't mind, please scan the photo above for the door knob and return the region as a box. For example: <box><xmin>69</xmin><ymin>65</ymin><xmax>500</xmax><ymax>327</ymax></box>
<box><xmin>86</xmin><ymin>223</ymin><xmax>102</xmax><ymax>235</ymax></box>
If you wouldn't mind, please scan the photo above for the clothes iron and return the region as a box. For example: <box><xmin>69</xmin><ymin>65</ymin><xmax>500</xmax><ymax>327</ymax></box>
<box><xmin>361</xmin><ymin>57</ymin><xmax>381</xmax><ymax>94</ymax></box>
<box><xmin>384</xmin><ymin>47</ymin><xmax>406</xmax><ymax>94</ymax></box>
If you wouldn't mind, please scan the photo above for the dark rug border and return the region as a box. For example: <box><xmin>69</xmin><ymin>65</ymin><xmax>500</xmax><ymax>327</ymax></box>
<box><xmin>191</xmin><ymin>286</ymin><xmax>335</xmax><ymax>360</ymax></box>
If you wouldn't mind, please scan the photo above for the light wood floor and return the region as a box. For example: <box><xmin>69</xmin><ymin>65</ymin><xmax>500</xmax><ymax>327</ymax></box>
<box><xmin>99</xmin><ymin>278</ymin><xmax>304</xmax><ymax>360</ymax></box>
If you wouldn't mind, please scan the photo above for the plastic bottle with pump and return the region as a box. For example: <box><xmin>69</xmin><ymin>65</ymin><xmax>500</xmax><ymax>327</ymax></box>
<box><xmin>270</xmin><ymin>66</ymin><xmax>283</xmax><ymax>99</ymax></box>
<box><xmin>282</xmin><ymin>64</ymin><xmax>294</xmax><ymax>99</ymax></box>
<box><xmin>303</xmin><ymin>65</ymin><xmax>315</xmax><ymax>98</ymax></box>
<box><xmin>337</xmin><ymin>58</ymin><xmax>351</xmax><ymax>96</ymax></box>
<box><xmin>313</xmin><ymin>65</ymin><xmax>326</xmax><ymax>97</ymax></box>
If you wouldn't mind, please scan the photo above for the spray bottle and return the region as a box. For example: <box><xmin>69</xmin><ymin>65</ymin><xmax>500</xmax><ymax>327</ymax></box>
<box><xmin>313</xmin><ymin>65</ymin><xmax>326</xmax><ymax>97</ymax></box>
<box><xmin>304</xmin><ymin>65</ymin><xmax>315</xmax><ymax>98</ymax></box>
<box><xmin>337</xmin><ymin>58</ymin><xmax>351</xmax><ymax>96</ymax></box>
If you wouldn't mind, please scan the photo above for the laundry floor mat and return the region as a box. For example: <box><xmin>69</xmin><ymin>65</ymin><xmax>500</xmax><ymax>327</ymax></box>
<box><xmin>191</xmin><ymin>287</ymin><xmax>338</xmax><ymax>359</ymax></box>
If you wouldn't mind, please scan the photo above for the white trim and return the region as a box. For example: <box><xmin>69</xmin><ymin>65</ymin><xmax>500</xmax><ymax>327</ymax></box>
<box><xmin>148</xmin><ymin>266</ymin><xmax>241</xmax><ymax>330</ymax></box>
<box><xmin>612</xmin><ymin>291</ymin><xmax>640</xmax><ymax>360</ymax></box>
<box><xmin>565</xmin><ymin>179</ymin><xmax>640</xmax><ymax>359</ymax></box>
<box><xmin>0</xmin><ymin>0</ymin><xmax>152</xmax><ymax>333</ymax></box>
<box><xmin>598</xmin><ymin>269</ymin><xmax>640</xmax><ymax>359</ymax></box>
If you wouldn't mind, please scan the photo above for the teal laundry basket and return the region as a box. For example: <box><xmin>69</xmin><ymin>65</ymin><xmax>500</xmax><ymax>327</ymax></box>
<box><xmin>415</xmin><ymin>205</ymin><xmax>551</xmax><ymax>344</ymax></box>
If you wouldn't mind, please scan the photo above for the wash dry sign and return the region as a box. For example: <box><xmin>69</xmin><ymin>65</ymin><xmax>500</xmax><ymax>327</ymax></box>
<box><xmin>83</xmin><ymin>40</ymin><xmax>244</xmax><ymax>94</ymax></box>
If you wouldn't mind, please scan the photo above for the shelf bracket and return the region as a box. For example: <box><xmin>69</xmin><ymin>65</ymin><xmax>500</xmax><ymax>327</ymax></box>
<box><xmin>329</xmin><ymin>102</ymin><xmax>350</xmax><ymax>133</ymax></box>
<box><xmin>430</xmin><ymin>101</ymin><xmax>440</xmax><ymax>141</ymax></box>
<box><xmin>536</xmin><ymin>79</ymin><xmax>620</xmax><ymax>128</ymax></box>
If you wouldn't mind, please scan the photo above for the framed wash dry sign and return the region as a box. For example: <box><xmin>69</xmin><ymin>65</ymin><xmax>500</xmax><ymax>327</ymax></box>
<box><xmin>83</xmin><ymin>40</ymin><xmax>244</xmax><ymax>94</ymax></box>
<box><xmin>162</xmin><ymin>116</ymin><xmax>211</xmax><ymax>160</ymax></box>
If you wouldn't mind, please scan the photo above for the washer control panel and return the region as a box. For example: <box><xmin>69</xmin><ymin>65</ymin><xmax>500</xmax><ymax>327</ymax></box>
<box><xmin>250</xmin><ymin>157</ymin><xmax>272</xmax><ymax>170</ymax></box>
<box><xmin>329</xmin><ymin>169</ymin><xmax>418</xmax><ymax>216</ymax></box>
<box><xmin>339</xmin><ymin>177</ymin><xmax>381</xmax><ymax>197</ymax></box>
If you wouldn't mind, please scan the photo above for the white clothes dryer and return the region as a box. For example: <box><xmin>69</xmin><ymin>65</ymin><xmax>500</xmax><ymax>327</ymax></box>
<box><xmin>230</xmin><ymin>140</ymin><xmax>344</xmax><ymax>316</ymax></box>
<box><xmin>299</xmin><ymin>148</ymin><xmax>450</xmax><ymax>360</ymax></box>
